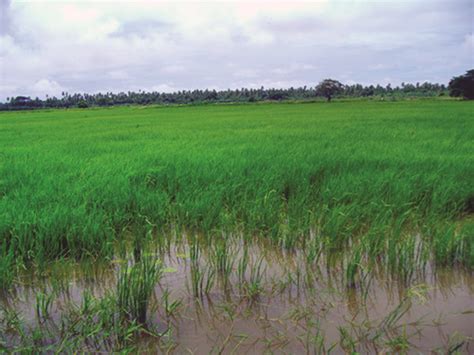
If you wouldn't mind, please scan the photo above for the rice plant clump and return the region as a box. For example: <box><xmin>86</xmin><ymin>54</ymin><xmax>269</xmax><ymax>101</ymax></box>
<box><xmin>117</xmin><ymin>256</ymin><xmax>162</xmax><ymax>324</ymax></box>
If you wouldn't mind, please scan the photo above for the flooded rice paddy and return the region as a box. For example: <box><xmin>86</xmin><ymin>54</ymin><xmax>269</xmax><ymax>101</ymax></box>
<box><xmin>1</xmin><ymin>234</ymin><xmax>472</xmax><ymax>353</ymax></box>
<box><xmin>1</xmin><ymin>101</ymin><xmax>473</xmax><ymax>352</ymax></box>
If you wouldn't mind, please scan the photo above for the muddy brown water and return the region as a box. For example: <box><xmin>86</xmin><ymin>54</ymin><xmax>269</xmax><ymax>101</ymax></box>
<box><xmin>1</xmin><ymin>239</ymin><xmax>473</xmax><ymax>353</ymax></box>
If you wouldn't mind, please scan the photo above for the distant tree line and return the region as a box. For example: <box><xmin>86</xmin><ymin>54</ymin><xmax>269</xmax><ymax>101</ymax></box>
<box><xmin>0</xmin><ymin>80</ymin><xmax>453</xmax><ymax>111</ymax></box>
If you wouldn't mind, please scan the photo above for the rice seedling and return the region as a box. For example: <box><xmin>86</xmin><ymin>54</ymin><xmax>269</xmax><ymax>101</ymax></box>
<box><xmin>440</xmin><ymin>332</ymin><xmax>472</xmax><ymax>354</ymax></box>
<box><xmin>305</xmin><ymin>231</ymin><xmax>323</xmax><ymax>266</ymax></box>
<box><xmin>338</xmin><ymin>326</ymin><xmax>358</xmax><ymax>353</ymax></box>
<box><xmin>295</xmin><ymin>312</ymin><xmax>337</xmax><ymax>355</ymax></box>
<box><xmin>161</xmin><ymin>288</ymin><xmax>182</xmax><ymax>319</ymax></box>
<box><xmin>35</xmin><ymin>291</ymin><xmax>54</xmax><ymax>321</ymax></box>
<box><xmin>237</xmin><ymin>245</ymin><xmax>249</xmax><ymax>290</ymax></box>
<box><xmin>188</xmin><ymin>237</ymin><xmax>205</xmax><ymax>298</ymax></box>
<box><xmin>0</xmin><ymin>304</ymin><xmax>24</xmax><ymax>337</ymax></box>
<box><xmin>345</xmin><ymin>246</ymin><xmax>362</xmax><ymax>289</ymax></box>
<box><xmin>385</xmin><ymin>331</ymin><xmax>411</xmax><ymax>353</ymax></box>
<box><xmin>117</xmin><ymin>256</ymin><xmax>162</xmax><ymax>324</ymax></box>
<box><xmin>244</xmin><ymin>256</ymin><xmax>265</xmax><ymax>300</ymax></box>
<box><xmin>211</xmin><ymin>236</ymin><xmax>234</xmax><ymax>276</ymax></box>
<box><xmin>0</xmin><ymin>248</ymin><xmax>15</xmax><ymax>289</ymax></box>
<box><xmin>210</xmin><ymin>236</ymin><xmax>236</xmax><ymax>294</ymax></box>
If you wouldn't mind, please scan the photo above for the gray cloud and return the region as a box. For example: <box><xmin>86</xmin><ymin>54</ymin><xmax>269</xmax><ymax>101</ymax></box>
<box><xmin>112</xmin><ymin>19</ymin><xmax>172</xmax><ymax>38</ymax></box>
<box><xmin>0</xmin><ymin>0</ymin><xmax>12</xmax><ymax>35</ymax></box>
<box><xmin>0</xmin><ymin>0</ymin><xmax>472</xmax><ymax>100</ymax></box>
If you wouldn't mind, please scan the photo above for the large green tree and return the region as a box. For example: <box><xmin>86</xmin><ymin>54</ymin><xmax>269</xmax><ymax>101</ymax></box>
<box><xmin>316</xmin><ymin>79</ymin><xmax>344</xmax><ymax>102</ymax></box>
<box><xmin>448</xmin><ymin>69</ymin><xmax>474</xmax><ymax>100</ymax></box>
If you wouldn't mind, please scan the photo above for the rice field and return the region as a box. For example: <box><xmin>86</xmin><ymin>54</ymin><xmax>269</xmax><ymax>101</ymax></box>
<box><xmin>0</xmin><ymin>99</ymin><xmax>473</xmax><ymax>352</ymax></box>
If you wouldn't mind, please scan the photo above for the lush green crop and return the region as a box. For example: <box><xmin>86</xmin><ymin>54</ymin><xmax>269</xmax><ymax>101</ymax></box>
<box><xmin>0</xmin><ymin>99</ymin><xmax>473</xmax><ymax>352</ymax></box>
<box><xmin>0</xmin><ymin>100</ymin><xmax>473</xmax><ymax>284</ymax></box>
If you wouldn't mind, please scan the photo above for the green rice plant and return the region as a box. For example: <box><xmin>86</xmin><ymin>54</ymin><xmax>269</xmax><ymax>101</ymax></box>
<box><xmin>0</xmin><ymin>248</ymin><xmax>15</xmax><ymax>289</ymax></box>
<box><xmin>189</xmin><ymin>263</ymin><xmax>216</xmax><ymax>298</ymax></box>
<box><xmin>0</xmin><ymin>304</ymin><xmax>24</xmax><ymax>338</ymax></box>
<box><xmin>378</xmin><ymin>299</ymin><xmax>412</xmax><ymax>333</ymax></box>
<box><xmin>210</xmin><ymin>236</ymin><xmax>235</xmax><ymax>292</ymax></box>
<box><xmin>189</xmin><ymin>264</ymin><xmax>202</xmax><ymax>298</ymax></box>
<box><xmin>80</xmin><ymin>289</ymin><xmax>95</xmax><ymax>316</ymax></box>
<box><xmin>244</xmin><ymin>256</ymin><xmax>265</xmax><ymax>300</ymax></box>
<box><xmin>458</xmin><ymin>222</ymin><xmax>474</xmax><ymax>269</ymax></box>
<box><xmin>211</xmin><ymin>236</ymin><xmax>234</xmax><ymax>276</ymax></box>
<box><xmin>35</xmin><ymin>291</ymin><xmax>54</xmax><ymax>321</ymax></box>
<box><xmin>296</xmin><ymin>313</ymin><xmax>337</xmax><ymax>355</ymax></box>
<box><xmin>385</xmin><ymin>331</ymin><xmax>410</xmax><ymax>353</ymax></box>
<box><xmin>117</xmin><ymin>256</ymin><xmax>162</xmax><ymax>324</ymax></box>
<box><xmin>440</xmin><ymin>332</ymin><xmax>471</xmax><ymax>354</ymax></box>
<box><xmin>204</xmin><ymin>266</ymin><xmax>216</xmax><ymax>295</ymax></box>
<box><xmin>345</xmin><ymin>246</ymin><xmax>362</xmax><ymax>289</ymax></box>
<box><xmin>294</xmin><ymin>261</ymin><xmax>303</xmax><ymax>291</ymax></box>
<box><xmin>305</xmin><ymin>232</ymin><xmax>322</xmax><ymax>265</ymax></box>
<box><xmin>237</xmin><ymin>246</ymin><xmax>249</xmax><ymax>291</ymax></box>
<box><xmin>54</xmin><ymin>290</ymin><xmax>147</xmax><ymax>352</ymax></box>
<box><xmin>277</xmin><ymin>209</ymin><xmax>298</xmax><ymax>250</ymax></box>
<box><xmin>377</xmin><ymin>284</ymin><xmax>428</xmax><ymax>334</ymax></box>
<box><xmin>338</xmin><ymin>326</ymin><xmax>357</xmax><ymax>353</ymax></box>
<box><xmin>433</xmin><ymin>222</ymin><xmax>473</xmax><ymax>268</ymax></box>
<box><xmin>161</xmin><ymin>288</ymin><xmax>182</xmax><ymax>319</ymax></box>
<box><xmin>188</xmin><ymin>238</ymin><xmax>204</xmax><ymax>298</ymax></box>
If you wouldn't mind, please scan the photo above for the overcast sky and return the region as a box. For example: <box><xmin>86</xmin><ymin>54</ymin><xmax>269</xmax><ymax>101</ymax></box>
<box><xmin>0</xmin><ymin>0</ymin><xmax>472</xmax><ymax>100</ymax></box>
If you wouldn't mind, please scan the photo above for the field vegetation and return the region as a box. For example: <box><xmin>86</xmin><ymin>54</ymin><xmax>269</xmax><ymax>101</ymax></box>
<box><xmin>0</xmin><ymin>99</ymin><xmax>472</xmax><ymax>352</ymax></box>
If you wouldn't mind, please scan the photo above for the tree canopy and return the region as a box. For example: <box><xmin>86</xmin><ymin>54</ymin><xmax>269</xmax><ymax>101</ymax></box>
<box><xmin>315</xmin><ymin>79</ymin><xmax>344</xmax><ymax>102</ymax></box>
<box><xmin>448</xmin><ymin>70</ymin><xmax>474</xmax><ymax>100</ymax></box>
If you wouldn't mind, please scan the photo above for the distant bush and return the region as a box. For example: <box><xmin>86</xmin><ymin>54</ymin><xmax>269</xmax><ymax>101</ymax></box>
<box><xmin>77</xmin><ymin>100</ymin><xmax>89</xmax><ymax>108</ymax></box>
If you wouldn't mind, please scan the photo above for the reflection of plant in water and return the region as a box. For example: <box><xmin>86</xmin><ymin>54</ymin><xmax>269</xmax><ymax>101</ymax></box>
<box><xmin>338</xmin><ymin>284</ymin><xmax>431</xmax><ymax>353</ymax></box>
<box><xmin>339</xmin><ymin>325</ymin><xmax>358</xmax><ymax>353</ymax></box>
<box><xmin>443</xmin><ymin>332</ymin><xmax>472</xmax><ymax>354</ymax></box>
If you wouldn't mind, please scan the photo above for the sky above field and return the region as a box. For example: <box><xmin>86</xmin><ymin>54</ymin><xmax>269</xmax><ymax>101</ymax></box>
<box><xmin>0</xmin><ymin>0</ymin><xmax>472</xmax><ymax>100</ymax></box>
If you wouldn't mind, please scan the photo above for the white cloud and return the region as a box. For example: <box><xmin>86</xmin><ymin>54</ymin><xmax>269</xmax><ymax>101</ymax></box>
<box><xmin>107</xmin><ymin>70</ymin><xmax>130</xmax><ymax>80</ymax></box>
<box><xmin>149</xmin><ymin>83</ymin><xmax>181</xmax><ymax>93</ymax></box>
<box><xmin>161</xmin><ymin>65</ymin><xmax>186</xmax><ymax>74</ymax></box>
<box><xmin>31</xmin><ymin>79</ymin><xmax>65</xmax><ymax>97</ymax></box>
<box><xmin>234</xmin><ymin>69</ymin><xmax>260</xmax><ymax>78</ymax></box>
<box><xmin>463</xmin><ymin>33</ymin><xmax>473</xmax><ymax>48</ymax></box>
<box><xmin>0</xmin><ymin>35</ymin><xmax>17</xmax><ymax>56</ymax></box>
<box><xmin>272</xmin><ymin>64</ymin><xmax>316</xmax><ymax>75</ymax></box>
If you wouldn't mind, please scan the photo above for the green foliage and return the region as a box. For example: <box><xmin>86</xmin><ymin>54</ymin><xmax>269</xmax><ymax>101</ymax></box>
<box><xmin>316</xmin><ymin>78</ymin><xmax>344</xmax><ymax>101</ymax></box>
<box><xmin>77</xmin><ymin>99</ymin><xmax>89</xmax><ymax>108</ymax></box>
<box><xmin>449</xmin><ymin>69</ymin><xmax>474</xmax><ymax>100</ymax></box>
<box><xmin>0</xmin><ymin>82</ymin><xmax>449</xmax><ymax>110</ymax></box>
<box><xmin>0</xmin><ymin>100</ymin><xmax>472</xmax><ymax>277</ymax></box>
<box><xmin>117</xmin><ymin>256</ymin><xmax>162</xmax><ymax>324</ymax></box>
